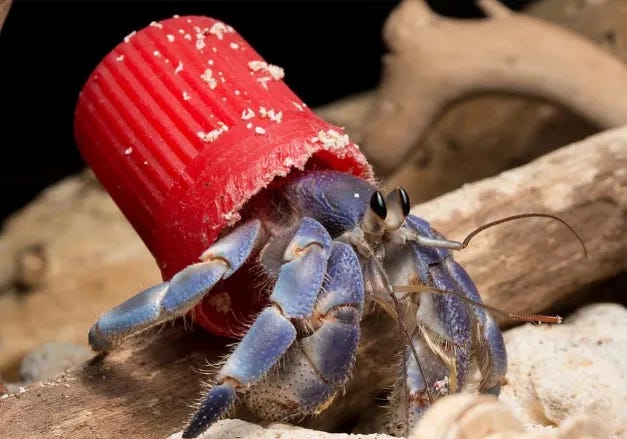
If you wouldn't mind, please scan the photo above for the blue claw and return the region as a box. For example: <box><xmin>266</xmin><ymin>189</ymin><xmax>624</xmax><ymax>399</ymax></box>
<box><xmin>315</xmin><ymin>241</ymin><xmax>364</xmax><ymax>314</ymax></box>
<box><xmin>161</xmin><ymin>263</ymin><xmax>228</xmax><ymax>314</ymax></box>
<box><xmin>200</xmin><ymin>220</ymin><xmax>263</xmax><ymax>278</ymax></box>
<box><xmin>300</xmin><ymin>242</ymin><xmax>364</xmax><ymax>385</ymax></box>
<box><xmin>89</xmin><ymin>220</ymin><xmax>263</xmax><ymax>352</ymax></box>
<box><xmin>89</xmin><ymin>283</ymin><xmax>168</xmax><ymax>351</ymax></box>
<box><xmin>182</xmin><ymin>382</ymin><xmax>237</xmax><ymax>439</ymax></box>
<box><xmin>300</xmin><ymin>318</ymin><xmax>360</xmax><ymax>385</ymax></box>
<box><xmin>216</xmin><ymin>217</ymin><xmax>335</xmax><ymax>386</ymax></box>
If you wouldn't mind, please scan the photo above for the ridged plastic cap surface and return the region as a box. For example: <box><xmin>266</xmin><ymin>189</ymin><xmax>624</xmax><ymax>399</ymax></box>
<box><xmin>74</xmin><ymin>16</ymin><xmax>372</xmax><ymax>335</ymax></box>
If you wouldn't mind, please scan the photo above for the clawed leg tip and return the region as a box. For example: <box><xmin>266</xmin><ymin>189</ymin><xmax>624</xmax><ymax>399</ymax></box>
<box><xmin>183</xmin><ymin>382</ymin><xmax>237</xmax><ymax>438</ymax></box>
<box><xmin>181</xmin><ymin>418</ymin><xmax>212</xmax><ymax>439</ymax></box>
<box><xmin>88</xmin><ymin>325</ymin><xmax>114</xmax><ymax>353</ymax></box>
<box><xmin>86</xmin><ymin>351</ymin><xmax>108</xmax><ymax>366</ymax></box>
<box><xmin>181</xmin><ymin>427</ymin><xmax>199</xmax><ymax>439</ymax></box>
<box><xmin>484</xmin><ymin>385</ymin><xmax>501</xmax><ymax>396</ymax></box>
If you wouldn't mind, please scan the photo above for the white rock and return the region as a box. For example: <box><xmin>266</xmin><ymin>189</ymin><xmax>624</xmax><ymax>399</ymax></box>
<box><xmin>167</xmin><ymin>419</ymin><xmax>395</xmax><ymax>439</ymax></box>
<box><xmin>500</xmin><ymin>303</ymin><xmax>627</xmax><ymax>439</ymax></box>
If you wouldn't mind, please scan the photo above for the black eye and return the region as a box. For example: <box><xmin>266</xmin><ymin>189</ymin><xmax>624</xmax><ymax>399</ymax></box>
<box><xmin>398</xmin><ymin>187</ymin><xmax>410</xmax><ymax>216</ymax></box>
<box><xmin>369</xmin><ymin>191</ymin><xmax>387</xmax><ymax>220</ymax></box>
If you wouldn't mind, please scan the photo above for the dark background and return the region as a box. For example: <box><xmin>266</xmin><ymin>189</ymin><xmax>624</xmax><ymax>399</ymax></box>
<box><xmin>0</xmin><ymin>0</ymin><xmax>531</xmax><ymax>222</ymax></box>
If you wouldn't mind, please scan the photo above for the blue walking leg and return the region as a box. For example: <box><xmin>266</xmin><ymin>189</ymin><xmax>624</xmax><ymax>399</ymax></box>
<box><xmin>89</xmin><ymin>220</ymin><xmax>263</xmax><ymax>352</ymax></box>
<box><xmin>445</xmin><ymin>258</ymin><xmax>507</xmax><ymax>395</ymax></box>
<box><xmin>404</xmin><ymin>215</ymin><xmax>473</xmax><ymax>392</ymax></box>
<box><xmin>404</xmin><ymin>215</ymin><xmax>506</xmax><ymax>394</ymax></box>
<box><xmin>387</xmin><ymin>331</ymin><xmax>448</xmax><ymax>437</ymax></box>
<box><xmin>244</xmin><ymin>241</ymin><xmax>365</xmax><ymax>420</ymax></box>
<box><xmin>386</xmin><ymin>215</ymin><xmax>481</xmax><ymax>436</ymax></box>
<box><xmin>183</xmin><ymin>217</ymin><xmax>333</xmax><ymax>438</ymax></box>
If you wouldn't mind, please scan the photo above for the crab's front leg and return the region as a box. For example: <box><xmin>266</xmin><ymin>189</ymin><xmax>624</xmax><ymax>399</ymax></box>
<box><xmin>245</xmin><ymin>240</ymin><xmax>365</xmax><ymax>420</ymax></box>
<box><xmin>183</xmin><ymin>217</ymin><xmax>334</xmax><ymax>438</ymax></box>
<box><xmin>88</xmin><ymin>220</ymin><xmax>264</xmax><ymax>352</ymax></box>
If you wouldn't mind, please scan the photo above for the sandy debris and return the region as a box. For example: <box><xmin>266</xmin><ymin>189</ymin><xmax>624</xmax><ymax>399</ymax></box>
<box><xmin>123</xmin><ymin>31</ymin><xmax>136</xmax><ymax>43</ymax></box>
<box><xmin>174</xmin><ymin>61</ymin><xmax>184</xmax><ymax>74</ymax></box>
<box><xmin>241</xmin><ymin>109</ymin><xmax>255</xmax><ymax>120</ymax></box>
<box><xmin>259</xmin><ymin>107</ymin><xmax>282</xmax><ymax>123</ymax></box>
<box><xmin>248</xmin><ymin>60</ymin><xmax>285</xmax><ymax>80</ymax></box>
<box><xmin>207</xmin><ymin>22</ymin><xmax>234</xmax><ymax>40</ymax></box>
<box><xmin>200</xmin><ymin>69</ymin><xmax>217</xmax><ymax>89</ymax></box>
<box><xmin>311</xmin><ymin>129</ymin><xmax>350</xmax><ymax>150</ymax></box>
<box><xmin>197</xmin><ymin>122</ymin><xmax>229</xmax><ymax>143</ymax></box>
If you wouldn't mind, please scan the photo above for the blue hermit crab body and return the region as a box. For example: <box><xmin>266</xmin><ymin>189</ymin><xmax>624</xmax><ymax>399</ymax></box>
<box><xmin>89</xmin><ymin>169</ymin><xmax>507</xmax><ymax>438</ymax></box>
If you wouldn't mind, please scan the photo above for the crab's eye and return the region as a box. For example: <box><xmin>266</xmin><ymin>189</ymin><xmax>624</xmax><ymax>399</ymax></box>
<box><xmin>383</xmin><ymin>187</ymin><xmax>411</xmax><ymax>231</ymax></box>
<box><xmin>369</xmin><ymin>191</ymin><xmax>387</xmax><ymax>220</ymax></box>
<box><xmin>398</xmin><ymin>187</ymin><xmax>410</xmax><ymax>217</ymax></box>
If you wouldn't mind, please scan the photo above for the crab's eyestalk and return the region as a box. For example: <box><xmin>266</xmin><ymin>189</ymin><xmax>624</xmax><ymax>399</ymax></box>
<box><xmin>361</xmin><ymin>190</ymin><xmax>387</xmax><ymax>234</ymax></box>
<box><xmin>384</xmin><ymin>187</ymin><xmax>410</xmax><ymax>231</ymax></box>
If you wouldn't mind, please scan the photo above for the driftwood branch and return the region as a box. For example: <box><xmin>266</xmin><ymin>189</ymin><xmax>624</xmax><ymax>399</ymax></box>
<box><xmin>1</xmin><ymin>128</ymin><xmax>625</xmax><ymax>437</ymax></box>
<box><xmin>411</xmin><ymin>127</ymin><xmax>627</xmax><ymax>315</ymax></box>
<box><xmin>0</xmin><ymin>327</ymin><xmax>221</xmax><ymax>438</ymax></box>
<box><xmin>360</xmin><ymin>0</ymin><xmax>627</xmax><ymax>174</ymax></box>
<box><xmin>0</xmin><ymin>0</ymin><xmax>11</xmax><ymax>30</ymax></box>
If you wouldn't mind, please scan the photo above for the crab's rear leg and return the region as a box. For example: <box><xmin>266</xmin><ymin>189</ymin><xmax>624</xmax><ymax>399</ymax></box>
<box><xmin>89</xmin><ymin>220</ymin><xmax>264</xmax><ymax>352</ymax></box>
<box><xmin>404</xmin><ymin>216</ymin><xmax>507</xmax><ymax>394</ymax></box>
<box><xmin>445</xmin><ymin>258</ymin><xmax>507</xmax><ymax>395</ymax></box>
<box><xmin>389</xmin><ymin>216</ymin><xmax>499</xmax><ymax>436</ymax></box>
<box><xmin>387</xmin><ymin>328</ymin><xmax>448</xmax><ymax>436</ymax></box>
<box><xmin>387</xmin><ymin>262</ymin><xmax>474</xmax><ymax>436</ymax></box>
<box><xmin>389</xmin><ymin>259</ymin><xmax>507</xmax><ymax>437</ymax></box>
<box><xmin>183</xmin><ymin>217</ymin><xmax>333</xmax><ymax>438</ymax></box>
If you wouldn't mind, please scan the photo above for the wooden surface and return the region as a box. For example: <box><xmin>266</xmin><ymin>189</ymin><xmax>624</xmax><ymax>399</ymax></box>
<box><xmin>0</xmin><ymin>327</ymin><xmax>223</xmax><ymax>438</ymax></box>
<box><xmin>360</xmin><ymin>0</ymin><xmax>627</xmax><ymax>174</ymax></box>
<box><xmin>415</xmin><ymin>127</ymin><xmax>627</xmax><ymax>315</ymax></box>
<box><xmin>1</xmin><ymin>128</ymin><xmax>625</xmax><ymax>438</ymax></box>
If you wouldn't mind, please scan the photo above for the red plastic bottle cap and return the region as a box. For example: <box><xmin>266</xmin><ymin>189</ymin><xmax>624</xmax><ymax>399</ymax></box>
<box><xmin>74</xmin><ymin>16</ymin><xmax>372</xmax><ymax>336</ymax></box>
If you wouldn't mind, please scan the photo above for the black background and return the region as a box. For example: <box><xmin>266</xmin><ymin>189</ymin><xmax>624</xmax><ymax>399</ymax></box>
<box><xmin>0</xmin><ymin>0</ymin><xmax>531</xmax><ymax>222</ymax></box>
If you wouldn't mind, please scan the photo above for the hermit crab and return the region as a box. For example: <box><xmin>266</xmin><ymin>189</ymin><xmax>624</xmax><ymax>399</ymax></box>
<box><xmin>74</xmin><ymin>15</ymin><xmax>574</xmax><ymax>438</ymax></box>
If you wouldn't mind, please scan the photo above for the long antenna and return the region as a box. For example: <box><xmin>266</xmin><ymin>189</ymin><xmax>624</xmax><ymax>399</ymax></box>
<box><xmin>460</xmin><ymin>213</ymin><xmax>588</xmax><ymax>258</ymax></box>
<box><xmin>394</xmin><ymin>284</ymin><xmax>562</xmax><ymax>324</ymax></box>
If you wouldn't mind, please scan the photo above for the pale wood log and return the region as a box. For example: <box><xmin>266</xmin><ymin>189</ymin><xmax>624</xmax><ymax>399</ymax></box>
<box><xmin>361</xmin><ymin>0</ymin><xmax>627</xmax><ymax>174</ymax></box>
<box><xmin>0</xmin><ymin>0</ymin><xmax>11</xmax><ymax>30</ymax></box>
<box><xmin>412</xmin><ymin>127</ymin><xmax>627</xmax><ymax>315</ymax></box>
